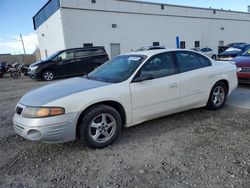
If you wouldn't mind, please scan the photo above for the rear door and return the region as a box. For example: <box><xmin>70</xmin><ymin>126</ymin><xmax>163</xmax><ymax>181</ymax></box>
<box><xmin>174</xmin><ymin>51</ymin><xmax>213</xmax><ymax>109</ymax></box>
<box><xmin>74</xmin><ymin>49</ymin><xmax>94</xmax><ymax>74</ymax></box>
<box><xmin>110</xmin><ymin>43</ymin><xmax>121</xmax><ymax>58</ymax></box>
<box><xmin>91</xmin><ymin>48</ymin><xmax>109</xmax><ymax>68</ymax></box>
<box><xmin>130</xmin><ymin>52</ymin><xmax>180</xmax><ymax>124</ymax></box>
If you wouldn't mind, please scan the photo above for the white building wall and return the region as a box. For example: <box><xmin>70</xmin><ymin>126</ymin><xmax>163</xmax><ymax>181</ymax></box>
<box><xmin>37</xmin><ymin>0</ymin><xmax>250</xmax><ymax>58</ymax></box>
<box><xmin>36</xmin><ymin>10</ymin><xmax>66</xmax><ymax>59</ymax></box>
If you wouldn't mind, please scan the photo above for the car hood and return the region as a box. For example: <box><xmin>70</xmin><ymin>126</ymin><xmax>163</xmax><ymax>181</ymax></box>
<box><xmin>232</xmin><ymin>56</ymin><xmax>250</xmax><ymax>67</ymax></box>
<box><xmin>20</xmin><ymin>77</ymin><xmax>111</xmax><ymax>106</ymax></box>
<box><xmin>30</xmin><ymin>60</ymin><xmax>46</xmax><ymax>67</ymax></box>
<box><xmin>218</xmin><ymin>51</ymin><xmax>240</xmax><ymax>57</ymax></box>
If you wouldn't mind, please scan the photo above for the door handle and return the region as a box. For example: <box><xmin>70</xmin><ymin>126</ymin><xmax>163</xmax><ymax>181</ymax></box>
<box><xmin>169</xmin><ymin>83</ymin><xmax>178</xmax><ymax>88</ymax></box>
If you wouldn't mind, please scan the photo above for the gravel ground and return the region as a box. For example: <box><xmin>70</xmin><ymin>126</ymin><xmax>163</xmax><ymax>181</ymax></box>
<box><xmin>0</xmin><ymin>76</ymin><xmax>250</xmax><ymax>188</ymax></box>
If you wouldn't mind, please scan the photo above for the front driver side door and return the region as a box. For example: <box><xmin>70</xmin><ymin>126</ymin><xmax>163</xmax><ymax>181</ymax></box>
<box><xmin>55</xmin><ymin>51</ymin><xmax>75</xmax><ymax>77</ymax></box>
<box><xmin>129</xmin><ymin>52</ymin><xmax>180</xmax><ymax>125</ymax></box>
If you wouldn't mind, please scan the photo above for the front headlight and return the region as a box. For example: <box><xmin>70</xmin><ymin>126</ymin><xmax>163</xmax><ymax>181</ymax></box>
<box><xmin>29</xmin><ymin>66</ymin><xmax>38</xmax><ymax>72</ymax></box>
<box><xmin>22</xmin><ymin>107</ymin><xmax>65</xmax><ymax>118</ymax></box>
<box><xmin>237</xmin><ymin>67</ymin><xmax>242</xmax><ymax>72</ymax></box>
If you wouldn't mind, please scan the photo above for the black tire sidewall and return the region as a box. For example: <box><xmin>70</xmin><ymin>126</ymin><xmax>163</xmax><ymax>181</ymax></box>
<box><xmin>79</xmin><ymin>105</ymin><xmax>122</xmax><ymax>148</ymax></box>
<box><xmin>207</xmin><ymin>82</ymin><xmax>227</xmax><ymax>110</ymax></box>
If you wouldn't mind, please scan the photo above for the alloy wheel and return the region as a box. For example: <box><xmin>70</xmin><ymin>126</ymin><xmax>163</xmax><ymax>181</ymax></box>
<box><xmin>212</xmin><ymin>85</ymin><xmax>225</xmax><ymax>107</ymax></box>
<box><xmin>43</xmin><ymin>71</ymin><xmax>54</xmax><ymax>81</ymax></box>
<box><xmin>89</xmin><ymin>113</ymin><xmax>116</xmax><ymax>143</ymax></box>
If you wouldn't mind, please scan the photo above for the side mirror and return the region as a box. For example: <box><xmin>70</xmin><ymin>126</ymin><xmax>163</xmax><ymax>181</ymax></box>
<box><xmin>133</xmin><ymin>73</ymin><xmax>154</xmax><ymax>82</ymax></box>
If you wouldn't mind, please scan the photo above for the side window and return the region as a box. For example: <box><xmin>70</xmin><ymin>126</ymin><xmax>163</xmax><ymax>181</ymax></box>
<box><xmin>92</xmin><ymin>49</ymin><xmax>105</xmax><ymax>56</ymax></box>
<box><xmin>207</xmin><ymin>48</ymin><xmax>212</xmax><ymax>52</ymax></box>
<box><xmin>175</xmin><ymin>51</ymin><xmax>201</xmax><ymax>72</ymax></box>
<box><xmin>57</xmin><ymin>51</ymin><xmax>74</xmax><ymax>61</ymax></box>
<box><xmin>140</xmin><ymin>53</ymin><xmax>176</xmax><ymax>79</ymax></box>
<box><xmin>197</xmin><ymin>54</ymin><xmax>212</xmax><ymax>68</ymax></box>
<box><xmin>74</xmin><ymin>50</ymin><xmax>91</xmax><ymax>59</ymax></box>
<box><xmin>245</xmin><ymin>45</ymin><xmax>250</xmax><ymax>52</ymax></box>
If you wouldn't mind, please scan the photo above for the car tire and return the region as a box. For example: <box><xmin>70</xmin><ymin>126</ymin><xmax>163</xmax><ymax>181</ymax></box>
<box><xmin>207</xmin><ymin>82</ymin><xmax>227</xmax><ymax>110</ymax></box>
<box><xmin>42</xmin><ymin>70</ymin><xmax>54</xmax><ymax>81</ymax></box>
<box><xmin>211</xmin><ymin>55</ymin><xmax>217</xmax><ymax>60</ymax></box>
<box><xmin>79</xmin><ymin>105</ymin><xmax>122</xmax><ymax>148</ymax></box>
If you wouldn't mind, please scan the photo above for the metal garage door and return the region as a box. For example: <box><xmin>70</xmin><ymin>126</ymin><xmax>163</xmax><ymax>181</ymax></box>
<box><xmin>110</xmin><ymin>43</ymin><xmax>121</xmax><ymax>58</ymax></box>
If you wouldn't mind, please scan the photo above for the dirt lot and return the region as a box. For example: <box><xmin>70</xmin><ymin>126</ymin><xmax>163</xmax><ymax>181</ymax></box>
<box><xmin>0</xmin><ymin>76</ymin><xmax>250</xmax><ymax>188</ymax></box>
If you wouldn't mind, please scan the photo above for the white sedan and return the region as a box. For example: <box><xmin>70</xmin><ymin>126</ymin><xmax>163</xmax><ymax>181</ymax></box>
<box><xmin>192</xmin><ymin>47</ymin><xmax>217</xmax><ymax>60</ymax></box>
<box><xmin>13</xmin><ymin>49</ymin><xmax>238</xmax><ymax>148</ymax></box>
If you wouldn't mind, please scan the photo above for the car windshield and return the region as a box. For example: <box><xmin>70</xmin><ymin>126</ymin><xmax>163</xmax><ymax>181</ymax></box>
<box><xmin>241</xmin><ymin>49</ymin><xmax>250</xmax><ymax>56</ymax></box>
<box><xmin>43</xmin><ymin>51</ymin><xmax>62</xmax><ymax>61</ymax></box>
<box><xmin>87</xmin><ymin>55</ymin><xmax>146</xmax><ymax>83</ymax></box>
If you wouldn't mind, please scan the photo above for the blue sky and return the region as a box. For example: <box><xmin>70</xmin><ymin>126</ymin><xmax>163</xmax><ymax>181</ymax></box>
<box><xmin>0</xmin><ymin>0</ymin><xmax>249</xmax><ymax>54</ymax></box>
<box><xmin>0</xmin><ymin>0</ymin><xmax>47</xmax><ymax>54</ymax></box>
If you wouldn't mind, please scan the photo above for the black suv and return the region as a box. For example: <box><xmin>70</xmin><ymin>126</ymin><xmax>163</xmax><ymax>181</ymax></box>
<box><xmin>28</xmin><ymin>47</ymin><xmax>109</xmax><ymax>81</ymax></box>
<box><xmin>136</xmin><ymin>46</ymin><xmax>166</xmax><ymax>51</ymax></box>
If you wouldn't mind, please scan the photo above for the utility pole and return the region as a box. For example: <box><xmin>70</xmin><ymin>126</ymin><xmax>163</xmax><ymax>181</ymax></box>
<box><xmin>20</xmin><ymin>33</ymin><xmax>26</xmax><ymax>54</ymax></box>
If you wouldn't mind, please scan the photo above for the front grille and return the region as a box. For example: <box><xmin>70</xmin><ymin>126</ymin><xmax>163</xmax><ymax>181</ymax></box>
<box><xmin>16</xmin><ymin>106</ymin><xmax>23</xmax><ymax>115</ymax></box>
<box><xmin>14</xmin><ymin>124</ymin><xmax>24</xmax><ymax>135</ymax></box>
<box><xmin>240</xmin><ymin>67</ymin><xmax>250</xmax><ymax>73</ymax></box>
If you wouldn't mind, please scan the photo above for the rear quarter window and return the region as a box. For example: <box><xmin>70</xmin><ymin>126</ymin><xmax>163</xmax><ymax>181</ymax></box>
<box><xmin>92</xmin><ymin>49</ymin><xmax>106</xmax><ymax>56</ymax></box>
<box><xmin>175</xmin><ymin>51</ymin><xmax>212</xmax><ymax>73</ymax></box>
<box><xmin>74</xmin><ymin>50</ymin><xmax>91</xmax><ymax>59</ymax></box>
<box><xmin>196</xmin><ymin>54</ymin><xmax>212</xmax><ymax>68</ymax></box>
<box><xmin>175</xmin><ymin>51</ymin><xmax>202</xmax><ymax>72</ymax></box>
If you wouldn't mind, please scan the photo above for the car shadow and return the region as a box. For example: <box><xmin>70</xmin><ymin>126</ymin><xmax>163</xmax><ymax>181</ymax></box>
<box><xmin>238</xmin><ymin>83</ymin><xmax>250</xmax><ymax>89</ymax></box>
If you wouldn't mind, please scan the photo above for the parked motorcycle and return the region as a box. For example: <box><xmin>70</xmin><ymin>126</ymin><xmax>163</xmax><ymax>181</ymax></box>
<box><xmin>0</xmin><ymin>62</ymin><xmax>29</xmax><ymax>79</ymax></box>
<box><xmin>10</xmin><ymin>64</ymin><xmax>29</xmax><ymax>79</ymax></box>
<box><xmin>21</xmin><ymin>64</ymin><xmax>29</xmax><ymax>76</ymax></box>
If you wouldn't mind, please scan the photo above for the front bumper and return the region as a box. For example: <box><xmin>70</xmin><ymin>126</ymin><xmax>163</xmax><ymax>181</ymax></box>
<box><xmin>27</xmin><ymin>69</ymin><xmax>42</xmax><ymax>79</ymax></box>
<box><xmin>237</xmin><ymin>70</ymin><xmax>250</xmax><ymax>83</ymax></box>
<box><xmin>217</xmin><ymin>57</ymin><xmax>233</xmax><ymax>61</ymax></box>
<box><xmin>13</xmin><ymin>104</ymin><xmax>78</xmax><ymax>143</ymax></box>
<box><xmin>28</xmin><ymin>72</ymin><xmax>42</xmax><ymax>79</ymax></box>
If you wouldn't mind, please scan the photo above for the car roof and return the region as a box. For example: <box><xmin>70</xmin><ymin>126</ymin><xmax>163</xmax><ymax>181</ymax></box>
<box><xmin>60</xmin><ymin>46</ymin><xmax>105</xmax><ymax>53</ymax></box>
<box><xmin>122</xmin><ymin>49</ymin><xmax>196</xmax><ymax>57</ymax></box>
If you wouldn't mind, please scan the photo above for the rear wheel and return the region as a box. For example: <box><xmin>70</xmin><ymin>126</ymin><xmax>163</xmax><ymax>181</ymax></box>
<box><xmin>42</xmin><ymin>70</ymin><xmax>54</xmax><ymax>81</ymax></box>
<box><xmin>207</xmin><ymin>82</ymin><xmax>227</xmax><ymax>110</ymax></box>
<box><xmin>11</xmin><ymin>71</ymin><xmax>21</xmax><ymax>79</ymax></box>
<box><xmin>211</xmin><ymin>55</ymin><xmax>217</xmax><ymax>60</ymax></box>
<box><xmin>79</xmin><ymin>105</ymin><xmax>122</xmax><ymax>148</ymax></box>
